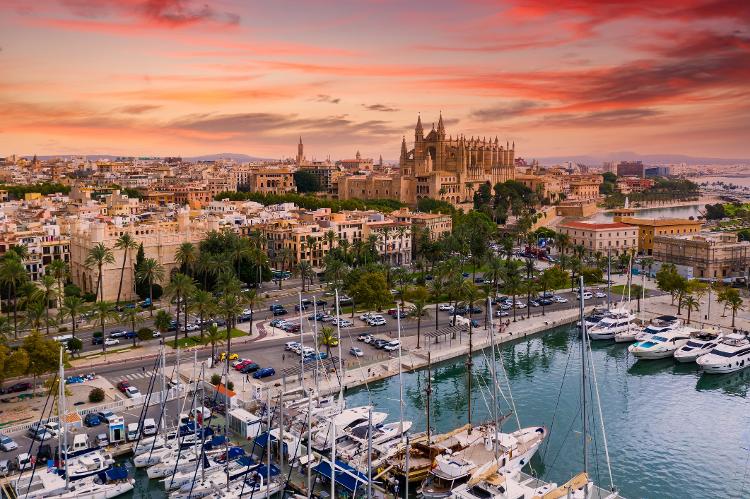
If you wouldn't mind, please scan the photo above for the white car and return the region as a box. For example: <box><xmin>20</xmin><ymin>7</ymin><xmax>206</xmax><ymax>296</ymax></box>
<box><xmin>350</xmin><ymin>347</ymin><xmax>364</xmax><ymax>357</ymax></box>
<box><xmin>152</xmin><ymin>331</ymin><xmax>161</xmax><ymax>338</ymax></box>
<box><xmin>514</xmin><ymin>302</ymin><xmax>527</xmax><ymax>309</ymax></box>
<box><xmin>368</xmin><ymin>318</ymin><xmax>387</xmax><ymax>326</ymax></box>
<box><xmin>594</xmin><ymin>292</ymin><xmax>607</xmax><ymax>298</ymax></box>
<box><xmin>285</xmin><ymin>341</ymin><xmax>300</xmax><ymax>351</ymax></box>
<box><xmin>438</xmin><ymin>303</ymin><xmax>453</xmax><ymax>311</ymax></box>
<box><xmin>125</xmin><ymin>386</ymin><xmax>141</xmax><ymax>398</ymax></box>
<box><xmin>104</xmin><ymin>338</ymin><xmax>119</xmax><ymax>346</ymax></box>
<box><xmin>383</xmin><ymin>340</ymin><xmax>401</xmax><ymax>352</ymax></box>
<box><xmin>577</xmin><ymin>292</ymin><xmax>593</xmax><ymax>300</ymax></box>
<box><xmin>553</xmin><ymin>296</ymin><xmax>568</xmax><ymax>303</ymax></box>
<box><xmin>496</xmin><ymin>310</ymin><xmax>509</xmax><ymax>317</ymax></box>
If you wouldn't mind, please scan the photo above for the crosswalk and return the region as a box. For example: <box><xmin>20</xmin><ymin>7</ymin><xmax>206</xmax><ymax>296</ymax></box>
<box><xmin>118</xmin><ymin>371</ymin><xmax>159</xmax><ymax>381</ymax></box>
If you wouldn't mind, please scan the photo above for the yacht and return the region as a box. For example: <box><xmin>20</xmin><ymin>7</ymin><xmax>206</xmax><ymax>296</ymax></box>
<box><xmin>612</xmin><ymin>322</ymin><xmax>644</xmax><ymax>343</ymax></box>
<box><xmin>15</xmin><ymin>467</ymin><xmax>133</xmax><ymax>499</ymax></box>
<box><xmin>633</xmin><ymin>316</ymin><xmax>682</xmax><ymax>341</ymax></box>
<box><xmin>587</xmin><ymin>308</ymin><xmax>636</xmax><ymax>340</ymax></box>
<box><xmin>674</xmin><ymin>328</ymin><xmax>723</xmax><ymax>363</ymax></box>
<box><xmin>420</xmin><ymin>425</ymin><xmax>547</xmax><ymax>499</ymax></box>
<box><xmin>64</xmin><ymin>449</ymin><xmax>114</xmax><ymax>481</ymax></box>
<box><xmin>450</xmin><ymin>469</ymin><xmax>618</xmax><ymax>499</ymax></box>
<box><xmin>628</xmin><ymin>327</ymin><xmax>696</xmax><ymax>359</ymax></box>
<box><xmin>696</xmin><ymin>333</ymin><xmax>750</xmax><ymax>374</ymax></box>
<box><xmin>310</xmin><ymin>406</ymin><xmax>388</xmax><ymax>450</ymax></box>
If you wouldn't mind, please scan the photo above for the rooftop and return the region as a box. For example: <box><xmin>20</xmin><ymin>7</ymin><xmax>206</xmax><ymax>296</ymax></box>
<box><xmin>619</xmin><ymin>217</ymin><xmax>702</xmax><ymax>227</ymax></box>
<box><xmin>559</xmin><ymin>221</ymin><xmax>631</xmax><ymax>230</ymax></box>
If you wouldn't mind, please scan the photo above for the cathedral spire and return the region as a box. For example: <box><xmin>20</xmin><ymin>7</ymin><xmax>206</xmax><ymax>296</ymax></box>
<box><xmin>415</xmin><ymin>114</ymin><xmax>423</xmax><ymax>137</ymax></box>
<box><xmin>437</xmin><ymin>111</ymin><xmax>445</xmax><ymax>134</ymax></box>
<box><xmin>401</xmin><ymin>136</ymin><xmax>407</xmax><ymax>158</ymax></box>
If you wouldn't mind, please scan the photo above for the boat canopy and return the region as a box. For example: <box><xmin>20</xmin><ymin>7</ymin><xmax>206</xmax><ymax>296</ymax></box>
<box><xmin>101</xmin><ymin>467</ymin><xmax>128</xmax><ymax>481</ymax></box>
<box><xmin>313</xmin><ymin>458</ymin><xmax>370</xmax><ymax>493</ymax></box>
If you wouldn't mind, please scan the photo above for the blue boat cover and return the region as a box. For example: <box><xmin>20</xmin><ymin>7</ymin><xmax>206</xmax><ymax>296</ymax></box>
<box><xmin>227</xmin><ymin>446</ymin><xmax>245</xmax><ymax>460</ymax></box>
<box><xmin>256</xmin><ymin>464</ymin><xmax>280</xmax><ymax>477</ymax></box>
<box><xmin>237</xmin><ymin>456</ymin><xmax>255</xmax><ymax>467</ymax></box>
<box><xmin>102</xmin><ymin>467</ymin><xmax>128</xmax><ymax>481</ymax></box>
<box><xmin>312</xmin><ymin>459</ymin><xmax>370</xmax><ymax>493</ymax></box>
<box><xmin>253</xmin><ymin>431</ymin><xmax>277</xmax><ymax>448</ymax></box>
<box><xmin>211</xmin><ymin>435</ymin><xmax>227</xmax><ymax>446</ymax></box>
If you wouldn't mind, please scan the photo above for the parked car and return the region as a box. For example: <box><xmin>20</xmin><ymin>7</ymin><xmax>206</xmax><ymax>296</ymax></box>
<box><xmin>357</xmin><ymin>334</ymin><xmax>371</xmax><ymax>341</ymax></box>
<box><xmin>142</xmin><ymin>418</ymin><xmax>157</xmax><ymax>436</ymax></box>
<box><xmin>529</xmin><ymin>300</ymin><xmax>540</xmax><ymax>307</ymax></box>
<box><xmin>126</xmin><ymin>423</ymin><xmax>140</xmax><ymax>442</ymax></box>
<box><xmin>104</xmin><ymin>338</ymin><xmax>119</xmax><ymax>347</ymax></box>
<box><xmin>363</xmin><ymin>336</ymin><xmax>375</xmax><ymax>345</ymax></box>
<box><xmin>594</xmin><ymin>291</ymin><xmax>607</xmax><ymax>298</ymax></box>
<box><xmin>0</xmin><ymin>459</ymin><xmax>9</xmax><ymax>476</ymax></box>
<box><xmin>539</xmin><ymin>291</ymin><xmax>555</xmax><ymax>299</ymax></box>
<box><xmin>577</xmin><ymin>291</ymin><xmax>593</xmax><ymax>300</ymax></box>
<box><xmin>315</xmin><ymin>299</ymin><xmax>328</xmax><ymax>307</ymax></box>
<box><xmin>553</xmin><ymin>295</ymin><xmax>568</xmax><ymax>303</ymax></box>
<box><xmin>0</xmin><ymin>435</ymin><xmax>18</xmax><ymax>452</ymax></box>
<box><xmin>92</xmin><ymin>336</ymin><xmax>104</xmax><ymax>345</ymax></box>
<box><xmin>240</xmin><ymin>362</ymin><xmax>260</xmax><ymax>374</ymax></box>
<box><xmin>294</xmin><ymin>304</ymin><xmax>309</xmax><ymax>311</ymax></box>
<box><xmin>84</xmin><ymin>413</ymin><xmax>101</xmax><ymax>427</ymax></box>
<box><xmin>152</xmin><ymin>331</ymin><xmax>161</xmax><ymax>338</ymax></box>
<box><xmin>338</xmin><ymin>295</ymin><xmax>353</xmax><ymax>305</ymax></box>
<box><xmin>539</xmin><ymin>298</ymin><xmax>554</xmax><ymax>306</ymax></box>
<box><xmin>383</xmin><ymin>340</ymin><xmax>401</xmax><ymax>352</ymax></box>
<box><xmin>272</xmin><ymin>308</ymin><xmax>289</xmax><ymax>316</ymax></box>
<box><xmin>219</xmin><ymin>352</ymin><xmax>239</xmax><ymax>361</ymax></box>
<box><xmin>438</xmin><ymin>303</ymin><xmax>453</xmax><ymax>311</ymax></box>
<box><xmin>116</xmin><ymin>381</ymin><xmax>131</xmax><ymax>393</ymax></box>
<box><xmin>97</xmin><ymin>410</ymin><xmax>117</xmax><ymax>424</ymax></box>
<box><xmin>304</xmin><ymin>352</ymin><xmax>328</xmax><ymax>362</ymax></box>
<box><xmin>109</xmin><ymin>330</ymin><xmax>127</xmax><ymax>338</ymax></box>
<box><xmin>1</xmin><ymin>382</ymin><xmax>31</xmax><ymax>394</ymax></box>
<box><xmin>125</xmin><ymin>386</ymin><xmax>142</xmax><ymax>398</ymax></box>
<box><xmin>373</xmin><ymin>339</ymin><xmax>389</xmax><ymax>349</ymax></box>
<box><xmin>124</xmin><ymin>331</ymin><xmax>137</xmax><ymax>339</ymax></box>
<box><xmin>234</xmin><ymin>360</ymin><xmax>253</xmax><ymax>371</ymax></box>
<box><xmin>285</xmin><ymin>341</ymin><xmax>300</xmax><ymax>351</ymax></box>
<box><xmin>350</xmin><ymin>347</ymin><xmax>364</xmax><ymax>357</ymax></box>
<box><xmin>496</xmin><ymin>310</ymin><xmax>509</xmax><ymax>317</ymax></box>
<box><xmin>27</xmin><ymin>428</ymin><xmax>53</xmax><ymax>441</ymax></box>
<box><xmin>253</xmin><ymin>367</ymin><xmax>276</xmax><ymax>379</ymax></box>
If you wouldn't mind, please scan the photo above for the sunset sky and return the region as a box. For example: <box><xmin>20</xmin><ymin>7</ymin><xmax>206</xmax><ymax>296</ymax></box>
<box><xmin>1</xmin><ymin>0</ymin><xmax>748</xmax><ymax>160</ymax></box>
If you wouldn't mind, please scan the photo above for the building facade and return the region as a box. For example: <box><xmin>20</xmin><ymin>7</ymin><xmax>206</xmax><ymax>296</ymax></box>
<box><xmin>616</xmin><ymin>217</ymin><xmax>703</xmax><ymax>254</ymax></box>
<box><xmin>557</xmin><ymin>221</ymin><xmax>638</xmax><ymax>256</ymax></box>
<box><xmin>653</xmin><ymin>232</ymin><xmax>750</xmax><ymax>280</ymax></box>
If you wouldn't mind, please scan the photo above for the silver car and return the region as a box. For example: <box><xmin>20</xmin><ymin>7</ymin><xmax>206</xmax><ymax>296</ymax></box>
<box><xmin>0</xmin><ymin>435</ymin><xmax>17</xmax><ymax>452</ymax></box>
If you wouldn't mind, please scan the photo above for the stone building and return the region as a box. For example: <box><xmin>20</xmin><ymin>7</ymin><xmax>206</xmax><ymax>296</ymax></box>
<box><xmin>616</xmin><ymin>217</ymin><xmax>703</xmax><ymax>255</ymax></box>
<box><xmin>653</xmin><ymin>232</ymin><xmax>750</xmax><ymax>280</ymax></box>
<box><xmin>557</xmin><ymin>221</ymin><xmax>638</xmax><ymax>257</ymax></box>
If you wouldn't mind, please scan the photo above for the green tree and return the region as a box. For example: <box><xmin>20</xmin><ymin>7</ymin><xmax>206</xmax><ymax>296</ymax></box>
<box><xmin>59</xmin><ymin>295</ymin><xmax>87</xmax><ymax>338</ymax></box>
<box><xmin>85</xmin><ymin>242</ymin><xmax>115</xmax><ymax>302</ymax></box>
<box><xmin>429</xmin><ymin>275</ymin><xmax>446</xmax><ymax>332</ymax></box>
<box><xmin>218</xmin><ymin>291</ymin><xmax>245</xmax><ymax>356</ymax></box>
<box><xmin>349</xmin><ymin>271</ymin><xmax>392</xmax><ymax>312</ymax></box>
<box><xmin>67</xmin><ymin>337</ymin><xmax>83</xmax><ymax>356</ymax></box>
<box><xmin>113</xmin><ymin>234</ymin><xmax>139</xmax><ymax>306</ymax></box>
<box><xmin>38</xmin><ymin>275</ymin><xmax>58</xmax><ymax>335</ymax></box>
<box><xmin>501</xmin><ymin>260</ymin><xmax>523</xmax><ymax>322</ymax></box>
<box><xmin>297</xmin><ymin>261</ymin><xmax>314</xmax><ymax>292</ymax></box>
<box><xmin>242</xmin><ymin>289</ymin><xmax>265</xmax><ymax>337</ymax></box>
<box><xmin>409</xmin><ymin>286</ymin><xmax>429</xmax><ymax>349</ymax></box>
<box><xmin>137</xmin><ymin>328</ymin><xmax>154</xmax><ymax>342</ymax></box>
<box><xmin>1</xmin><ymin>348</ymin><xmax>29</xmax><ymax>390</ymax></box>
<box><xmin>120</xmin><ymin>307</ymin><xmax>145</xmax><ymax>346</ymax></box>
<box><xmin>293</xmin><ymin>171</ymin><xmax>322</xmax><ymax>193</ymax></box>
<box><xmin>205</xmin><ymin>324</ymin><xmax>225</xmax><ymax>360</ymax></box>
<box><xmin>22</xmin><ymin>331</ymin><xmax>60</xmax><ymax>395</ymax></box>
<box><xmin>136</xmin><ymin>258</ymin><xmax>165</xmax><ymax>316</ymax></box>
<box><xmin>720</xmin><ymin>288</ymin><xmax>744</xmax><ymax>327</ymax></box>
<box><xmin>0</xmin><ymin>255</ymin><xmax>28</xmax><ymax>338</ymax></box>
<box><xmin>90</xmin><ymin>301</ymin><xmax>118</xmax><ymax>351</ymax></box>
<box><xmin>175</xmin><ymin>242</ymin><xmax>198</xmax><ymax>276</ymax></box>
<box><xmin>154</xmin><ymin>309</ymin><xmax>173</xmax><ymax>338</ymax></box>
<box><xmin>164</xmin><ymin>273</ymin><xmax>197</xmax><ymax>339</ymax></box>
<box><xmin>318</xmin><ymin>326</ymin><xmax>338</xmax><ymax>356</ymax></box>
<box><xmin>682</xmin><ymin>295</ymin><xmax>700</xmax><ymax>324</ymax></box>
<box><xmin>655</xmin><ymin>263</ymin><xmax>681</xmax><ymax>305</ymax></box>
<box><xmin>190</xmin><ymin>289</ymin><xmax>215</xmax><ymax>342</ymax></box>
<box><xmin>89</xmin><ymin>387</ymin><xmax>105</xmax><ymax>403</ymax></box>
<box><xmin>47</xmin><ymin>259</ymin><xmax>69</xmax><ymax>309</ymax></box>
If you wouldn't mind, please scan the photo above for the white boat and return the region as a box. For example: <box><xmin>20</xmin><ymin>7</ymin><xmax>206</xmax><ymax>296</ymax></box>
<box><xmin>628</xmin><ymin>327</ymin><xmax>696</xmax><ymax>359</ymax></box>
<box><xmin>310</xmin><ymin>406</ymin><xmax>387</xmax><ymax>449</ymax></box>
<box><xmin>612</xmin><ymin>322</ymin><xmax>643</xmax><ymax>343</ymax></box>
<box><xmin>674</xmin><ymin>328</ymin><xmax>723</xmax><ymax>363</ymax></box>
<box><xmin>696</xmin><ymin>333</ymin><xmax>750</xmax><ymax>374</ymax></box>
<box><xmin>147</xmin><ymin>447</ymin><xmax>204</xmax><ymax>478</ymax></box>
<box><xmin>350</xmin><ymin>420</ymin><xmax>413</xmax><ymax>445</ymax></box>
<box><xmin>420</xmin><ymin>425</ymin><xmax>547</xmax><ymax>499</ymax></box>
<box><xmin>198</xmin><ymin>475</ymin><xmax>283</xmax><ymax>499</ymax></box>
<box><xmin>587</xmin><ymin>308</ymin><xmax>636</xmax><ymax>340</ymax></box>
<box><xmin>133</xmin><ymin>445</ymin><xmax>174</xmax><ymax>467</ymax></box>
<box><xmin>65</xmin><ymin>449</ymin><xmax>114</xmax><ymax>481</ymax></box>
<box><xmin>14</xmin><ymin>467</ymin><xmax>133</xmax><ymax>499</ymax></box>
<box><xmin>633</xmin><ymin>316</ymin><xmax>682</xmax><ymax>342</ymax></box>
<box><xmin>450</xmin><ymin>469</ymin><xmax>617</xmax><ymax>499</ymax></box>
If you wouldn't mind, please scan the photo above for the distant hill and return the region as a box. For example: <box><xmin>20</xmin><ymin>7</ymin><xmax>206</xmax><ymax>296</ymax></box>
<box><xmin>535</xmin><ymin>151</ymin><xmax>750</xmax><ymax>166</ymax></box>
<box><xmin>22</xmin><ymin>153</ymin><xmax>274</xmax><ymax>162</ymax></box>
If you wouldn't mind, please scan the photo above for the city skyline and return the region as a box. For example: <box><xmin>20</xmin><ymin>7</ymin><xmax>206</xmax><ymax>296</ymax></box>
<box><xmin>1</xmin><ymin>0</ymin><xmax>749</xmax><ymax>159</ymax></box>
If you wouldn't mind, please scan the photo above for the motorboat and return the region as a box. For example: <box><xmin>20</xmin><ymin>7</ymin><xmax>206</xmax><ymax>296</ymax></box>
<box><xmin>450</xmin><ymin>469</ymin><xmax>617</xmax><ymax>499</ymax></box>
<box><xmin>628</xmin><ymin>327</ymin><xmax>696</xmax><ymax>359</ymax></box>
<box><xmin>197</xmin><ymin>474</ymin><xmax>283</xmax><ymax>499</ymax></box>
<box><xmin>310</xmin><ymin>406</ymin><xmax>388</xmax><ymax>450</ymax></box>
<box><xmin>633</xmin><ymin>317</ymin><xmax>682</xmax><ymax>342</ymax></box>
<box><xmin>420</xmin><ymin>425</ymin><xmax>547</xmax><ymax>499</ymax></box>
<box><xmin>674</xmin><ymin>328</ymin><xmax>723</xmax><ymax>363</ymax></box>
<box><xmin>587</xmin><ymin>308</ymin><xmax>636</xmax><ymax>340</ymax></box>
<box><xmin>349</xmin><ymin>420</ymin><xmax>413</xmax><ymax>445</ymax></box>
<box><xmin>64</xmin><ymin>449</ymin><xmax>114</xmax><ymax>481</ymax></box>
<box><xmin>696</xmin><ymin>333</ymin><xmax>750</xmax><ymax>374</ymax></box>
<box><xmin>133</xmin><ymin>445</ymin><xmax>174</xmax><ymax>467</ymax></box>
<box><xmin>15</xmin><ymin>467</ymin><xmax>133</xmax><ymax>499</ymax></box>
<box><xmin>613</xmin><ymin>322</ymin><xmax>644</xmax><ymax>343</ymax></box>
<box><xmin>163</xmin><ymin>448</ymin><xmax>247</xmax><ymax>491</ymax></box>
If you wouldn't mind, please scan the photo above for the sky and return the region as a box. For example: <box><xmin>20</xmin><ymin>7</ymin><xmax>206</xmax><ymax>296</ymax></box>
<box><xmin>1</xmin><ymin>0</ymin><xmax>749</xmax><ymax>161</ymax></box>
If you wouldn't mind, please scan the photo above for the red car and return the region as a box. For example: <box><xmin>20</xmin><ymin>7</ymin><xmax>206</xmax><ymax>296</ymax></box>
<box><xmin>234</xmin><ymin>360</ymin><xmax>254</xmax><ymax>371</ymax></box>
<box><xmin>117</xmin><ymin>380</ymin><xmax>131</xmax><ymax>393</ymax></box>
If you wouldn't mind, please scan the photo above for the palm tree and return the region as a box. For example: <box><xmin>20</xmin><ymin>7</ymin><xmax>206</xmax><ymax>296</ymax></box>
<box><xmin>136</xmin><ymin>258</ymin><xmax>164</xmax><ymax>316</ymax></box>
<box><xmin>297</xmin><ymin>261</ymin><xmax>313</xmax><ymax>292</ymax></box>
<box><xmin>324</xmin><ymin>230</ymin><xmax>337</xmax><ymax>252</ymax></box>
<box><xmin>175</xmin><ymin>242</ymin><xmax>198</xmax><ymax>277</ymax></box>
<box><xmin>114</xmin><ymin>234</ymin><xmax>139</xmax><ymax>306</ymax></box>
<box><xmin>60</xmin><ymin>295</ymin><xmax>87</xmax><ymax>338</ymax></box>
<box><xmin>720</xmin><ymin>289</ymin><xmax>744</xmax><ymax>327</ymax></box>
<box><xmin>190</xmin><ymin>289</ymin><xmax>215</xmax><ymax>342</ymax></box>
<box><xmin>483</xmin><ymin>257</ymin><xmax>505</xmax><ymax>297</ymax></box>
<box><xmin>38</xmin><ymin>275</ymin><xmax>57</xmax><ymax>335</ymax></box>
<box><xmin>218</xmin><ymin>291</ymin><xmax>245</xmax><ymax>356</ymax></box>
<box><xmin>318</xmin><ymin>326</ymin><xmax>337</xmax><ymax>356</ymax></box>
<box><xmin>47</xmin><ymin>259</ymin><xmax>69</xmax><ymax>309</ymax></box>
<box><xmin>154</xmin><ymin>309</ymin><xmax>173</xmax><ymax>342</ymax></box>
<box><xmin>205</xmin><ymin>324</ymin><xmax>225</xmax><ymax>361</ymax></box>
<box><xmin>243</xmin><ymin>289</ymin><xmax>265</xmax><ymax>337</ymax></box>
<box><xmin>409</xmin><ymin>286</ymin><xmax>429</xmax><ymax>349</ymax></box>
<box><xmin>0</xmin><ymin>315</ymin><xmax>11</xmax><ymax>343</ymax></box>
<box><xmin>85</xmin><ymin>243</ymin><xmax>115</xmax><ymax>302</ymax></box>
<box><xmin>554</xmin><ymin>232</ymin><xmax>570</xmax><ymax>257</ymax></box>
<box><xmin>90</xmin><ymin>301</ymin><xmax>118</xmax><ymax>351</ymax></box>
<box><xmin>502</xmin><ymin>260</ymin><xmax>523</xmax><ymax>322</ymax></box>
<box><xmin>682</xmin><ymin>295</ymin><xmax>700</xmax><ymax>324</ymax></box>
<box><xmin>24</xmin><ymin>298</ymin><xmax>46</xmax><ymax>333</ymax></box>
<box><xmin>229</xmin><ymin>237</ymin><xmax>252</xmax><ymax>277</ymax></box>
<box><xmin>164</xmin><ymin>273</ymin><xmax>196</xmax><ymax>339</ymax></box>
<box><xmin>120</xmin><ymin>307</ymin><xmax>145</xmax><ymax>346</ymax></box>
<box><xmin>0</xmin><ymin>256</ymin><xmax>28</xmax><ymax>338</ymax></box>
<box><xmin>429</xmin><ymin>275</ymin><xmax>446</xmax><ymax>332</ymax></box>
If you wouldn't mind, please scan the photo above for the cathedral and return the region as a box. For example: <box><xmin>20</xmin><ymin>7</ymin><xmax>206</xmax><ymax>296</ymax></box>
<box><xmin>398</xmin><ymin>114</ymin><xmax>516</xmax><ymax>205</ymax></box>
<box><xmin>336</xmin><ymin>114</ymin><xmax>517</xmax><ymax>207</ymax></box>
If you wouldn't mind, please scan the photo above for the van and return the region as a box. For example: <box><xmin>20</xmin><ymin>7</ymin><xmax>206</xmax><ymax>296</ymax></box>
<box><xmin>126</xmin><ymin>423</ymin><xmax>140</xmax><ymax>442</ymax></box>
<box><xmin>71</xmin><ymin>434</ymin><xmax>89</xmax><ymax>453</ymax></box>
<box><xmin>142</xmin><ymin>418</ymin><xmax>157</xmax><ymax>436</ymax></box>
<box><xmin>17</xmin><ymin>453</ymin><xmax>32</xmax><ymax>472</ymax></box>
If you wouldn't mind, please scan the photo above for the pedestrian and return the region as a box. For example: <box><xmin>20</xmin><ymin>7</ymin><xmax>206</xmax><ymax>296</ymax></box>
<box><xmin>142</xmin><ymin>366</ymin><xmax>146</xmax><ymax>374</ymax></box>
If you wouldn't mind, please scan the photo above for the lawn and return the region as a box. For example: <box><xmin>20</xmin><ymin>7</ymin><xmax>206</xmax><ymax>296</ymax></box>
<box><xmin>168</xmin><ymin>328</ymin><xmax>245</xmax><ymax>348</ymax></box>
<box><xmin>609</xmin><ymin>284</ymin><xmax>650</xmax><ymax>297</ymax></box>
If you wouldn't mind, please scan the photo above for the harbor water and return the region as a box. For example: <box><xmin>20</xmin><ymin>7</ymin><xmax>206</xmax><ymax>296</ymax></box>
<box><xmin>589</xmin><ymin>203</ymin><xmax>704</xmax><ymax>222</ymax></box>
<box><xmin>346</xmin><ymin>325</ymin><xmax>750</xmax><ymax>499</ymax></box>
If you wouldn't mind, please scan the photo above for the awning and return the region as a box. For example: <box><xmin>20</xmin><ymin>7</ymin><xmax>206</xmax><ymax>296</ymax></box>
<box><xmin>253</xmin><ymin>431</ymin><xmax>277</xmax><ymax>449</ymax></box>
<box><xmin>312</xmin><ymin>458</ymin><xmax>370</xmax><ymax>493</ymax></box>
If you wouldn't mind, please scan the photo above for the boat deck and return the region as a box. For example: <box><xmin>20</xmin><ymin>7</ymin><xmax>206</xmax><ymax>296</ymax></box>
<box><xmin>517</xmin><ymin>471</ymin><xmax>626</xmax><ymax>499</ymax></box>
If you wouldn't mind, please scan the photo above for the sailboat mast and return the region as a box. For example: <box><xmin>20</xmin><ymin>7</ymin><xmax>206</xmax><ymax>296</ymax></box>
<box><xmin>425</xmin><ymin>351</ymin><xmax>432</xmax><ymax>447</ymax></box>
<box><xmin>488</xmin><ymin>297</ymin><xmax>499</xmax><ymax>459</ymax></box>
<box><xmin>579</xmin><ymin>276</ymin><xmax>589</xmax><ymax>477</ymax></box>
<box><xmin>307</xmin><ymin>392</ymin><xmax>312</xmax><ymax>498</ymax></box>
<box><xmin>335</xmin><ymin>290</ymin><xmax>344</xmax><ymax>402</ymax></box>
<box><xmin>299</xmin><ymin>292</ymin><xmax>306</xmax><ymax>392</ymax></box>
<box><xmin>606</xmin><ymin>248</ymin><xmax>612</xmax><ymax>309</ymax></box>
<box><xmin>367</xmin><ymin>408</ymin><xmax>372</xmax><ymax>499</ymax></box>
<box><xmin>266</xmin><ymin>390</ymin><xmax>271</xmax><ymax>498</ymax></box>
<box><xmin>467</xmin><ymin>306</ymin><xmax>474</xmax><ymax>435</ymax></box>
<box><xmin>59</xmin><ymin>347</ymin><xmax>69</xmax><ymax>489</ymax></box>
<box><xmin>396</xmin><ymin>304</ymin><xmax>405</xmax><ymax>438</ymax></box>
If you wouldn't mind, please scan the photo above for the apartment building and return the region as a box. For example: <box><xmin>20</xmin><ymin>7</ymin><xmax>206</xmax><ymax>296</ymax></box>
<box><xmin>557</xmin><ymin>221</ymin><xmax>638</xmax><ymax>256</ymax></box>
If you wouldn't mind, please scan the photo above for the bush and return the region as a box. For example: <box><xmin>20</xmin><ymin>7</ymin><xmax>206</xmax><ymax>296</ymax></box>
<box><xmin>64</xmin><ymin>284</ymin><xmax>81</xmax><ymax>297</ymax></box>
<box><xmin>67</xmin><ymin>337</ymin><xmax>83</xmax><ymax>354</ymax></box>
<box><xmin>210</xmin><ymin>374</ymin><xmax>222</xmax><ymax>386</ymax></box>
<box><xmin>82</xmin><ymin>292</ymin><xmax>97</xmax><ymax>302</ymax></box>
<box><xmin>88</xmin><ymin>388</ymin><xmax>105</xmax><ymax>403</ymax></box>
<box><xmin>227</xmin><ymin>381</ymin><xmax>234</xmax><ymax>391</ymax></box>
<box><xmin>58</xmin><ymin>326</ymin><xmax>68</xmax><ymax>333</ymax></box>
<box><xmin>137</xmin><ymin>328</ymin><xmax>154</xmax><ymax>341</ymax></box>
<box><xmin>93</xmin><ymin>331</ymin><xmax>103</xmax><ymax>338</ymax></box>
<box><xmin>136</xmin><ymin>282</ymin><xmax>163</xmax><ymax>301</ymax></box>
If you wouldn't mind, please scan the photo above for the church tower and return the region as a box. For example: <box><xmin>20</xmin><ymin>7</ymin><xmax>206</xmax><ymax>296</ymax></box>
<box><xmin>414</xmin><ymin>114</ymin><xmax>424</xmax><ymax>162</ymax></box>
<box><xmin>296</xmin><ymin>137</ymin><xmax>305</xmax><ymax>165</ymax></box>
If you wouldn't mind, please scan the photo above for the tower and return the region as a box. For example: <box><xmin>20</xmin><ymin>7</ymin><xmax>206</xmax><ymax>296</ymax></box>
<box><xmin>296</xmin><ymin>137</ymin><xmax>305</xmax><ymax>165</ymax></box>
<box><xmin>414</xmin><ymin>115</ymin><xmax>424</xmax><ymax>161</ymax></box>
